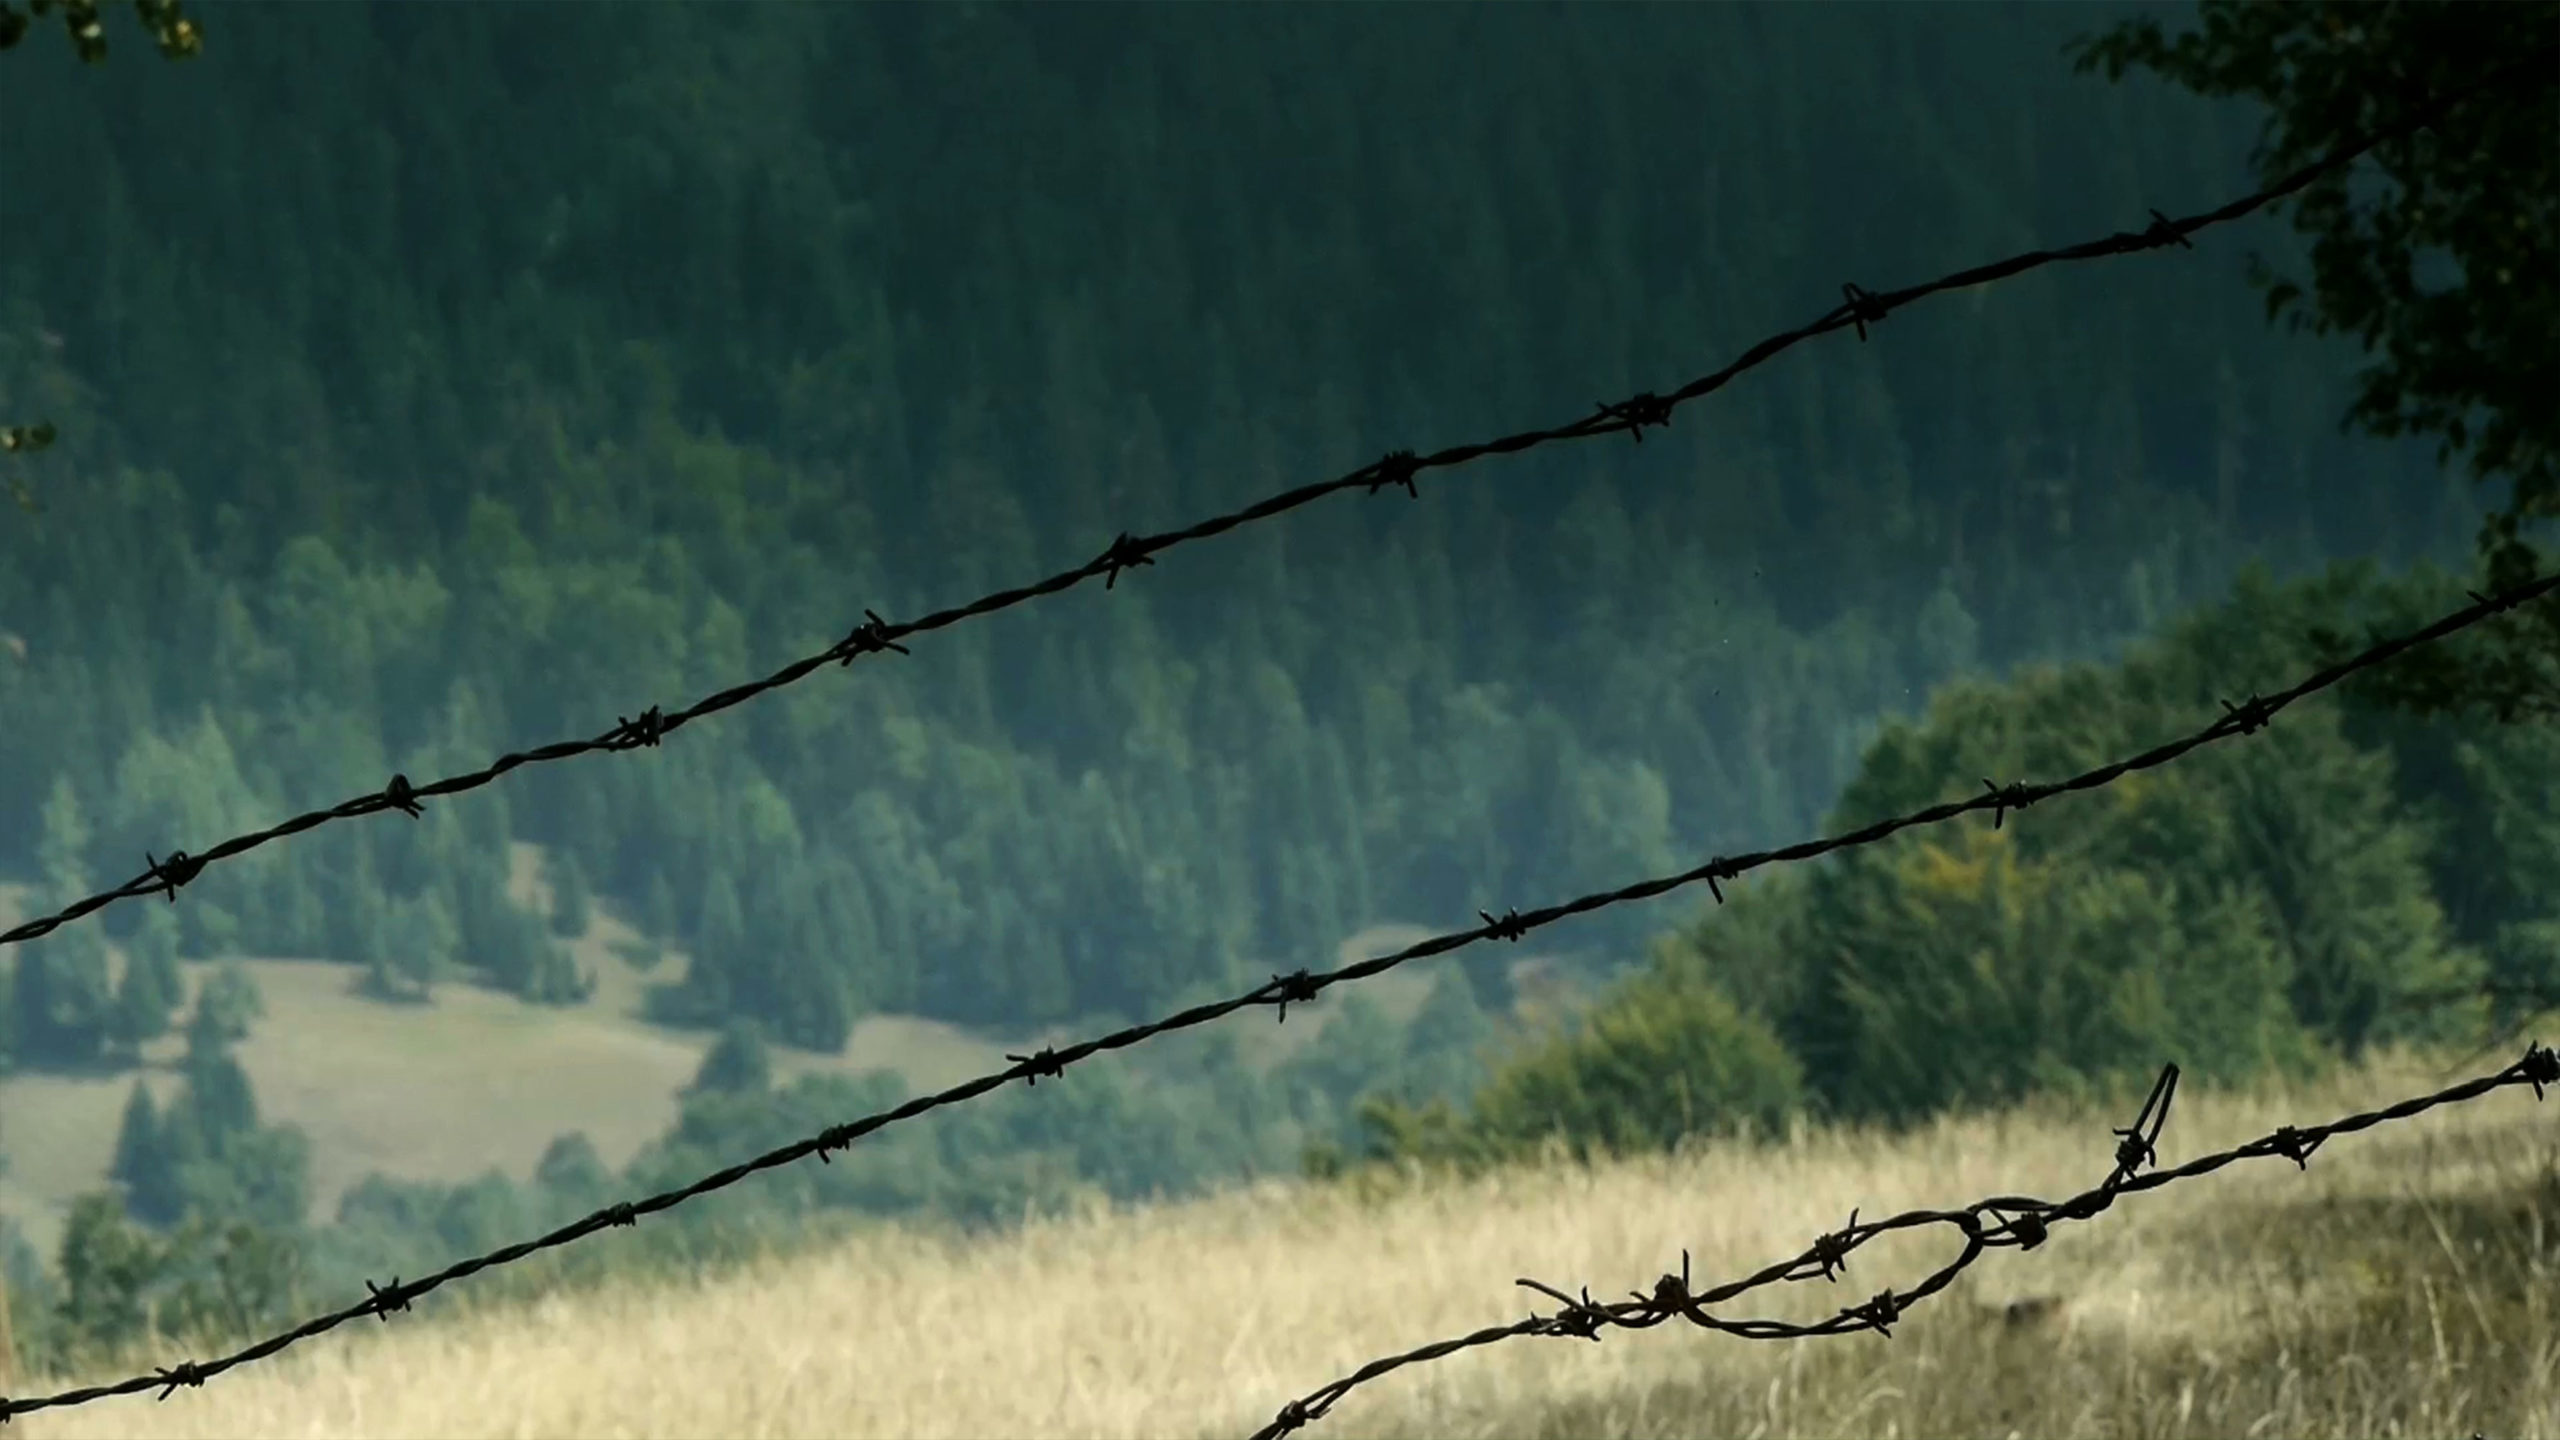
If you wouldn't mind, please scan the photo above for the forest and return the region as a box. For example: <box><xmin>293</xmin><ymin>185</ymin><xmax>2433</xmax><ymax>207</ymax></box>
<box><xmin>0</xmin><ymin>0</ymin><xmax>2551</xmax><ymax>1375</ymax></box>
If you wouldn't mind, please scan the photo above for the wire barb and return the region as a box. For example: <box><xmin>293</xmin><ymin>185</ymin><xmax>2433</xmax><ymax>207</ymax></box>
<box><xmin>1847</xmin><ymin>1289</ymin><xmax>1901</xmax><ymax>1337</ymax></box>
<box><xmin>1837</xmin><ymin>282</ymin><xmax>1889</xmax><ymax>341</ymax></box>
<box><xmin>1265</xmin><ymin>969</ymin><xmax>1323</xmax><ymax>1022</ymax></box>
<box><xmin>1096</xmin><ymin>532</ymin><xmax>1156</xmax><ymax>589</ymax></box>
<box><xmin>1594</xmin><ymin>392</ymin><xmax>1675</xmax><ymax>442</ymax></box>
<box><xmin>1007</xmin><ymin>1047</ymin><xmax>1067</xmax><ymax>1086</ymax></box>
<box><xmin>381</xmin><ymin>773</ymin><xmax>424</xmax><ymax>818</ymax></box>
<box><xmin>2136</xmin><ymin>207</ymin><xmax>2193</xmax><ymax>250</ymax></box>
<box><xmin>1364</xmin><ymin>449</ymin><xmax>1422</xmax><ymax>498</ymax></box>
<box><xmin>2107</xmin><ymin>1063</ymin><xmax>2179</xmax><ymax>1190</ymax></box>
<box><xmin>2264</xmin><ymin>1124</ymin><xmax>2322</xmax><ymax>1170</ymax></box>
<box><xmin>143</xmin><ymin>849</ymin><xmax>201</xmax><ymax>902</ymax></box>
<box><xmin>834</xmin><ymin>609</ymin><xmax>910</xmax><ymax>664</ymax></box>
<box><xmin>1800</xmin><ymin>1209</ymin><xmax>1861</xmax><ymax>1281</ymax></box>
<box><xmin>2522</xmin><ymin>1042</ymin><xmax>2558</xmax><ymax>1101</ymax></box>
<box><xmin>1702</xmin><ymin>856</ymin><xmax>1739</xmax><ymax>904</ymax></box>
<box><xmin>2217</xmin><ymin>693</ymin><xmax>2277</xmax><ymax>735</ymax></box>
<box><xmin>1994</xmin><ymin>1208</ymin><xmax>2049</xmax><ymax>1251</ymax></box>
<box><xmin>363</xmin><ymin>1276</ymin><xmax>415</xmax><ymax>1323</ymax></box>
<box><xmin>1981</xmin><ymin>778</ymin><xmax>2037</xmax><ymax>830</ymax></box>
<box><xmin>608</xmin><ymin>706</ymin><xmax>665</xmax><ymax>750</ymax></box>
<box><xmin>1518</xmin><ymin>1279</ymin><xmax>1611</xmax><ymax>1341</ymax></box>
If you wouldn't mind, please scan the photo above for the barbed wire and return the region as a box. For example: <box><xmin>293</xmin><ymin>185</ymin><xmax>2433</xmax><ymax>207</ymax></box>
<box><xmin>1246</xmin><ymin>1043</ymin><xmax>2560</xmax><ymax>1439</ymax></box>
<box><xmin>5</xmin><ymin>42</ymin><xmax>2550</xmax><ymax>955</ymax></box>
<box><xmin>0</xmin><ymin>557</ymin><xmax>2549</xmax><ymax>1421</ymax></box>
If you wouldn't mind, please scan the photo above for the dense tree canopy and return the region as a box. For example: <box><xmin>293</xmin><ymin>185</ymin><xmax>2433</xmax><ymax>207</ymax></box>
<box><xmin>2074</xmin><ymin>0</ymin><xmax>2560</xmax><ymax>722</ymax></box>
<box><xmin>0</xmin><ymin>3</ymin><xmax>2478</xmax><ymax>1063</ymax></box>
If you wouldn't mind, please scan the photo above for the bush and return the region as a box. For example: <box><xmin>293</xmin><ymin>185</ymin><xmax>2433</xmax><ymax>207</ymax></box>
<box><xmin>1347</xmin><ymin>957</ymin><xmax>1802</xmax><ymax>1172</ymax></box>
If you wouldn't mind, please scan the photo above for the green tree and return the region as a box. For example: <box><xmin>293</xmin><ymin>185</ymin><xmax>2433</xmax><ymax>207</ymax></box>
<box><xmin>50</xmin><ymin>1191</ymin><xmax>158</xmax><ymax>1365</ymax></box>
<box><xmin>175</xmin><ymin>1038</ymin><xmax>257</xmax><ymax>1151</ymax></box>
<box><xmin>112</xmin><ymin>1077</ymin><xmax>186</xmax><ymax>1225</ymax></box>
<box><xmin>104</xmin><ymin>923</ymin><xmax>180</xmax><ymax>1057</ymax></box>
<box><xmin>12</xmin><ymin>917</ymin><xmax>112</xmax><ymax>1067</ymax></box>
<box><xmin>549</xmin><ymin>849</ymin><xmax>592</xmax><ymax>937</ymax></box>
<box><xmin>532</xmin><ymin>1132</ymin><xmax>611</xmax><ymax>1208</ymax></box>
<box><xmin>150</xmin><ymin>1210</ymin><xmax>303</xmax><ymax>1351</ymax></box>
<box><xmin>189</xmin><ymin>959</ymin><xmax>263</xmax><ymax>1046</ymax></box>
<box><xmin>107</xmin><ymin>1078</ymin><xmax>159</xmax><ymax>1192</ymax></box>
<box><xmin>2072</xmin><ymin>2</ymin><xmax>2560</xmax><ymax>720</ymax></box>
<box><xmin>173</xmin><ymin>1123</ymin><xmax>309</xmax><ymax>1231</ymax></box>
<box><xmin>1397</xmin><ymin>967</ymin><xmax>1495</xmax><ymax>1104</ymax></box>
<box><xmin>686</xmin><ymin>1018</ymin><xmax>772</xmax><ymax>1098</ymax></box>
<box><xmin>382</xmin><ymin>889</ymin><xmax>459</xmax><ymax>1002</ymax></box>
<box><xmin>644</xmin><ymin>870</ymin><xmax>681</xmax><ymax>944</ymax></box>
<box><xmin>34</xmin><ymin>773</ymin><xmax>88</xmax><ymax>894</ymax></box>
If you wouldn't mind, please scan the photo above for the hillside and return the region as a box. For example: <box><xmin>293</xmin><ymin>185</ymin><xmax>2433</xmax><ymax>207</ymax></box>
<box><xmin>13</xmin><ymin>1046</ymin><xmax>2550</xmax><ymax>1439</ymax></box>
<box><xmin>0</xmin><ymin>849</ymin><xmax>1473</xmax><ymax>1262</ymax></box>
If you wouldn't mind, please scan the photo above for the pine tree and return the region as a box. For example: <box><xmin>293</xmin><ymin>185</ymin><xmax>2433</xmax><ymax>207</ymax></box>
<box><xmin>686</xmin><ymin>1019</ymin><xmax>771</xmax><ymax>1097</ymax></box>
<box><xmin>108</xmin><ymin>1081</ymin><xmax>160</xmax><ymax>1192</ymax></box>
<box><xmin>190</xmin><ymin>962</ymin><xmax>263</xmax><ymax>1045</ymax></box>
<box><xmin>106</xmin><ymin>913</ymin><xmax>183</xmax><ymax>1057</ymax></box>
<box><xmin>11</xmin><ymin>923</ymin><xmax>113</xmax><ymax>1069</ymax></box>
<box><xmin>644</xmin><ymin>870</ymin><xmax>680</xmax><ymax>943</ymax></box>
<box><xmin>111</xmin><ymin>1079</ymin><xmax>189</xmax><ymax>1226</ymax></box>
<box><xmin>533</xmin><ymin>1132</ymin><xmax>610</xmax><ymax>1201</ymax></box>
<box><xmin>34</xmin><ymin>775</ymin><xmax>89</xmax><ymax>897</ymax></box>
<box><xmin>548</xmin><ymin>850</ymin><xmax>592</xmax><ymax>937</ymax></box>
<box><xmin>176</xmin><ymin>1045</ymin><xmax>259</xmax><ymax>1157</ymax></box>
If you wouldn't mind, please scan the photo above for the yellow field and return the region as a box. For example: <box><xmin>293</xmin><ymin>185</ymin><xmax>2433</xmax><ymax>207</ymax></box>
<box><xmin>12</xmin><ymin>1044</ymin><xmax>2554</xmax><ymax>1440</ymax></box>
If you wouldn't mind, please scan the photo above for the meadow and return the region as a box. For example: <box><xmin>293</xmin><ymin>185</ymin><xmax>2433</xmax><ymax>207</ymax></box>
<box><xmin>11</xmin><ymin>1044</ymin><xmax>2551</xmax><ymax>1440</ymax></box>
<box><xmin>0</xmin><ymin>855</ymin><xmax>1448</xmax><ymax>1261</ymax></box>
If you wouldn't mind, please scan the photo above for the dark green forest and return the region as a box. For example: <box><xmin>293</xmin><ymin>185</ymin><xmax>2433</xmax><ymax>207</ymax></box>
<box><xmin>0</xmin><ymin>0</ymin><xmax>2547</xmax><ymax>1373</ymax></box>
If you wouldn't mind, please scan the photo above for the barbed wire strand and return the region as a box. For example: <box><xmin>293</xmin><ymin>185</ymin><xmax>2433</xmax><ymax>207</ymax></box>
<box><xmin>0</xmin><ymin>556</ymin><xmax>2550</xmax><ymax>1421</ymax></box>
<box><xmin>1247</xmin><ymin>1043</ymin><xmax>2560</xmax><ymax>1439</ymax></box>
<box><xmin>4</xmin><ymin>42</ymin><xmax>2549</xmax><ymax>955</ymax></box>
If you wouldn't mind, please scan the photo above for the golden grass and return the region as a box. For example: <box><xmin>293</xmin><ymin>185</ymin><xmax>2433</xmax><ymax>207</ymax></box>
<box><xmin>16</xmin><ymin>1045</ymin><xmax>2557</xmax><ymax>1440</ymax></box>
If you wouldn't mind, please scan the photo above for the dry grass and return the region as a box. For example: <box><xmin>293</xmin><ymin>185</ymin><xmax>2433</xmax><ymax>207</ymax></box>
<box><xmin>15</xmin><ymin>1045</ymin><xmax>2556</xmax><ymax>1440</ymax></box>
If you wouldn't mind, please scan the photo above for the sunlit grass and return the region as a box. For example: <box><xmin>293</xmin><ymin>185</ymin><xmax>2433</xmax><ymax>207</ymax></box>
<box><xmin>15</xmin><ymin>1044</ymin><xmax>2557</xmax><ymax>1440</ymax></box>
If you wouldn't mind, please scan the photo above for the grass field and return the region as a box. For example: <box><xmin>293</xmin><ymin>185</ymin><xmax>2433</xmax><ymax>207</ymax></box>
<box><xmin>0</xmin><ymin>854</ymin><xmax>1458</xmax><ymax>1262</ymax></box>
<box><xmin>10</xmin><ymin>1044</ymin><xmax>2553</xmax><ymax>1440</ymax></box>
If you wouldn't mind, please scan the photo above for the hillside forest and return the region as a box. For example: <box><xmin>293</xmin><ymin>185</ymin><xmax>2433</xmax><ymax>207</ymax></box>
<box><xmin>0</xmin><ymin>0</ymin><xmax>2552</xmax><ymax>1372</ymax></box>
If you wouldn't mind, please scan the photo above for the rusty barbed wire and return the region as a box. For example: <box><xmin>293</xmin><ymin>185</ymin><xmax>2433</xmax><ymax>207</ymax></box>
<box><xmin>1247</xmin><ymin>1043</ymin><xmax>2560</xmax><ymax>1439</ymax></box>
<box><xmin>3</xmin><ymin>43</ymin><xmax>2548</xmax><ymax>955</ymax></box>
<box><xmin>0</xmin><ymin>559</ymin><xmax>2549</xmax><ymax>1421</ymax></box>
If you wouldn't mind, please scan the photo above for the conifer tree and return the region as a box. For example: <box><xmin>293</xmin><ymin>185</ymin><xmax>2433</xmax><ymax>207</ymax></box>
<box><xmin>107</xmin><ymin>1080</ymin><xmax>159</xmax><ymax>1192</ymax></box>
<box><xmin>686</xmin><ymin>1019</ymin><xmax>771</xmax><ymax>1098</ymax></box>
<box><xmin>549</xmin><ymin>850</ymin><xmax>592</xmax><ymax>937</ymax></box>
